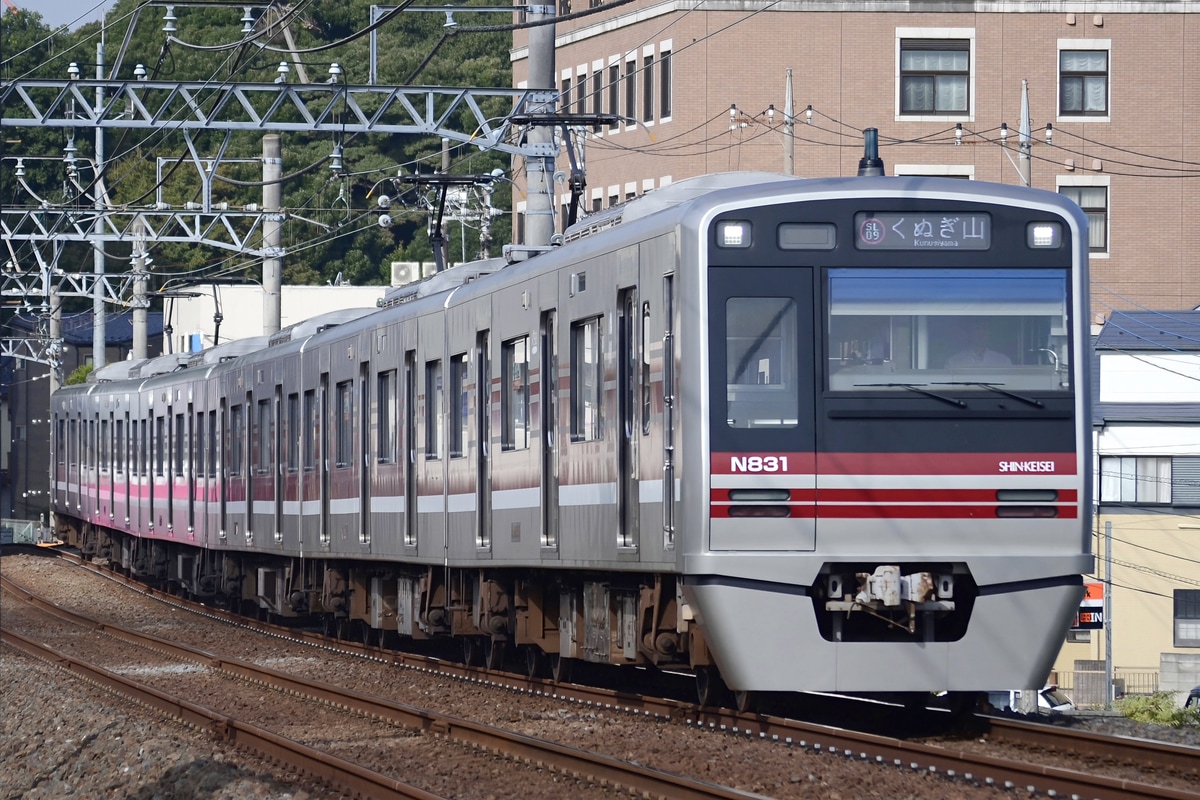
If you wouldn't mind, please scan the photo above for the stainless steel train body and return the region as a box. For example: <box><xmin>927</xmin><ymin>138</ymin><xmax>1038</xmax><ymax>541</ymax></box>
<box><xmin>51</xmin><ymin>173</ymin><xmax>1092</xmax><ymax>698</ymax></box>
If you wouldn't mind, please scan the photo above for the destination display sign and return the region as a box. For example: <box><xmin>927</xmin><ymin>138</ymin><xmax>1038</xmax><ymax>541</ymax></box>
<box><xmin>854</xmin><ymin>211</ymin><xmax>991</xmax><ymax>250</ymax></box>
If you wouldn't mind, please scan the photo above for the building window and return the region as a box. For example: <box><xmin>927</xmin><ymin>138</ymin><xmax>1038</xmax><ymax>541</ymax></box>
<box><xmin>894</xmin><ymin>164</ymin><xmax>974</xmax><ymax>180</ymax></box>
<box><xmin>624</xmin><ymin>58</ymin><xmax>636</xmax><ymax>124</ymax></box>
<box><xmin>1176</xmin><ymin>590</ymin><xmax>1200</xmax><ymax>648</ymax></box>
<box><xmin>576</xmin><ymin>71</ymin><xmax>587</xmax><ymax>114</ymax></box>
<box><xmin>642</xmin><ymin>53</ymin><xmax>654</xmax><ymax>123</ymax></box>
<box><xmin>377</xmin><ymin>371</ymin><xmax>398</xmax><ymax>464</ymax></box>
<box><xmin>591</xmin><ymin>68</ymin><xmax>602</xmax><ymax>116</ymax></box>
<box><xmin>607</xmin><ymin>63</ymin><xmax>619</xmax><ymax>131</ymax></box>
<box><xmin>659</xmin><ymin>49</ymin><xmax>672</xmax><ymax>119</ymax></box>
<box><xmin>560</xmin><ymin>76</ymin><xmax>571</xmax><ymax>112</ymax></box>
<box><xmin>1059</xmin><ymin>184</ymin><xmax>1108</xmax><ymax>253</ymax></box>
<box><xmin>1099</xmin><ymin>456</ymin><xmax>1171</xmax><ymax>504</ymax></box>
<box><xmin>900</xmin><ymin>38</ymin><xmax>969</xmax><ymax>115</ymax></box>
<box><xmin>502</xmin><ymin>337</ymin><xmax>530</xmax><ymax>450</ymax></box>
<box><xmin>571</xmin><ymin>317</ymin><xmax>602</xmax><ymax>441</ymax></box>
<box><xmin>1060</xmin><ymin>49</ymin><xmax>1108</xmax><ymax>116</ymax></box>
<box><xmin>449</xmin><ymin>355</ymin><xmax>468</xmax><ymax>458</ymax></box>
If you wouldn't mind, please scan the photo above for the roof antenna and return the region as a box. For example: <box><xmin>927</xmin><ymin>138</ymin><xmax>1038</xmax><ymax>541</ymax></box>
<box><xmin>857</xmin><ymin>127</ymin><xmax>886</xmax><ymax>177</ymax></box>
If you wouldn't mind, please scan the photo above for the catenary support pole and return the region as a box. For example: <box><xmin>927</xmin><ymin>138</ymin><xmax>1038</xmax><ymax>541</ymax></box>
<box><xmin>262</xmin><ymin>134</ymin><xmax>283</xmax><ymax>335</ymax></box>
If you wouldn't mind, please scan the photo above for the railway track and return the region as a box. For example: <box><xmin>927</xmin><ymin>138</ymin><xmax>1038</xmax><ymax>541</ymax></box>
<box><xmin>1</xmin><ymin>570</ymin><xmax>768</xmax><ymax>800</ymax></box>
<box><xmin>5</xmin><ymin>548</ymin><xmax>1199</xmax><ymax>800</ymax></box>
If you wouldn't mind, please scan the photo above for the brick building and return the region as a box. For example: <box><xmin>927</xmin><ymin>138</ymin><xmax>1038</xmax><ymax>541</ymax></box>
<box><xmin>512</xmin><ymin>1</ymin><xmax>1200</xmax><ymax>320</ymax></box>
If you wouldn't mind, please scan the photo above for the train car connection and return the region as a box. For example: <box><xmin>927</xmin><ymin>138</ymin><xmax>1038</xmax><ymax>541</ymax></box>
<box><xmin>51</xmin><ymin>170</ymin><xmax>1091</xmax><ymax>705</ymax></box>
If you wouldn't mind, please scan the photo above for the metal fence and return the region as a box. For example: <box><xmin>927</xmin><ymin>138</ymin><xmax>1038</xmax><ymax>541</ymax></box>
<box><xmin>1052</xmin><ymin>668</ymin><xmax>1160</xmax><ymax>707</ymax></box>
<box><xmin>0</xmin><ymin>518</ymin><xmax>52</xmax><ymax>546</ymax></box>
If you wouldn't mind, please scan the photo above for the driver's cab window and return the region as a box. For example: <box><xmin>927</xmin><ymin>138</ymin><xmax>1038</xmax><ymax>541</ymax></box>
<box><xmin>827</xmin><ymin>268</ymin><xmax>1070</xmax><ymax>392</ymax></box>
<box><xmin>726</xmin><ymin>297</ymin><xmax>799</xmax><ymax>428</ymax></box>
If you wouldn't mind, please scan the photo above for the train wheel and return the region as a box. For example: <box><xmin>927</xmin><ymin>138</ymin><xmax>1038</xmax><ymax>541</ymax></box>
<box><xmin>323</xmin><ymin>615</ymin><xmax>337</xmax><ymax>638</ymax></box>
<box><xmin>462</xmin><ymin>636</ymin><xmax>480</xmax><ymax>667</ymax></box>
<box><xmin>549</xmin><ymin>654</ymin><xmax>571</xmax><ymax>684</ymax></box>
<box><xmin>361</xmin><ymin>623</ymin><xmax>374</xmax><ymax>648</ymax></box>
<box><xmin>484</xmin><ymin>638</ymin><xmax>505</xmax><ymax>671</ymax></box>
<box><xmin>336</xmin><ymin>617</ymin><xmax>352</xmax><ymax>640</ymax></box>
<box><xmin>734</xmin><ymin>690</ymin><xmax>756</xmax><ymax>713</ymax></box>
<box><xmin>523</xmin><ymin>646</ymin><xmax>543</xmax><ymax>679</ymax></box>
<box><xmin>694</xmin><ymin>666</ymin><xmax>726</xmax><ymax>708</ymax></box>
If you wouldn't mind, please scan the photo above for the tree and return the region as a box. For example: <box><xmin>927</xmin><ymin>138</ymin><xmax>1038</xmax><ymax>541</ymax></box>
<box><xmin>2</xmin><ymin>0</ymin><xmax>514</xmax><ymax>292</ymax></box>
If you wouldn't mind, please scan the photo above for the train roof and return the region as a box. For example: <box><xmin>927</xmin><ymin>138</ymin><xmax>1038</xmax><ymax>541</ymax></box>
<box><xmin>562</xmin><ymin>171</ymin><xmax>796</xmax><ymax>242</ymax></box>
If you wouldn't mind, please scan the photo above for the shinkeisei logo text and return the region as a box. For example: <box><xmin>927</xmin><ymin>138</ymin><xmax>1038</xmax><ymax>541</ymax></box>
<box><xmin>998</xmin><ymin>460</ymin><xmax>1057</xmax><ymax>473</ymax></box>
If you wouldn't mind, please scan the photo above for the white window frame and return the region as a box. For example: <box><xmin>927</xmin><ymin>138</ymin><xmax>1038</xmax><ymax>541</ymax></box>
<box><xmin>1057</xmin><ymin>175</ymin><xmax>1111</xmax><ymax>258</ymax></box>
<box><xmin>893</xmin><ymin>164</ymin><xmax>975</xmax><ymax>180</ymax></box>
<box><xmin>658</xmin><ymin>39</ymin><xmax>673</xmax><ymax>123</ymax></box>
<box><xmin>1057</xmin><ymin>39</ymin><xmax>1111</xmax><ymax>123</ymax></box>
<box><xmin>895</xmin><ymin>28</ymin><xmax>976</xmax><ymax>122</ymax></box>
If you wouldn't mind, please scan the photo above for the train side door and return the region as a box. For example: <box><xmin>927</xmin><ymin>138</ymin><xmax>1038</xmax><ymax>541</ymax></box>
<box><xmin>404</xmin><ymin>352</ymin><xmax>417</xmax><ymax>550</ymax></box>
<box><xmin>475</xmin><ymin>332</ymin><xmax>491</xmax><ymax>550</ymax></box>
<box><xmin>617</xmin><ymin>289</ymin><xmax>639</xmax><ymax>548</ymax></box>
<box><xmin>540</xmin><ymin>310</ymin><xmax>559</xmax><ymax>550</ymax></box>
<box><xmin>359</xmin><ymin>361</ymin><xmax>371</xmax><ymax>545</ymax></box>
<box><xmin>320</xmin><ymin>373</ymin><xmax>331</xmax><ymax>548</ymax></box>
<box><xmin>274</xmin><ymin>387</ymin><xmax>283</xmax><ymax>542</ymax></box>
<box><xmin>707</xmin><ymin>267</ymin><xmax>817</xmax><ymax>552</ymax></box>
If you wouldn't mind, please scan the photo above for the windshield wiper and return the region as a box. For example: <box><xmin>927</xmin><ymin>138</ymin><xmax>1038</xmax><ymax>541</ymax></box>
<box><xmin>854</xmin><ymin>383</ymin><xmax>967</xmax><ymax>408</ymax></box>
<box><xmin>934</xmin><ymin>382</ymin><xmax>1044</xmax><ymax>408</ymax></box>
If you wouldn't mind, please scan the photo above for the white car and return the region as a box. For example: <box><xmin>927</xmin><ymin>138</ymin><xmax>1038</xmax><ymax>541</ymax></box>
<box><xmin>986</xmin><ymin>686</ymin><xmax>1075</xmax><ymax>714</ymax></box>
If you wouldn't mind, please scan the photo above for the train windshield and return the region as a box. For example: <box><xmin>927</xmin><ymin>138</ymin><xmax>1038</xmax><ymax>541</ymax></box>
<box><xmin>827</xmin><ymin>268</ymin><xmax>1071</xmax><ymax>392</ymax></box>
<box><xmin>725</xmin><ymin>297</ymin><xmax>800</xmax><ymax>428</ymax></box>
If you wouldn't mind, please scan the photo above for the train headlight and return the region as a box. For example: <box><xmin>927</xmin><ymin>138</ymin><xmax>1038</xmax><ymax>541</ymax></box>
<box><xmin>717</xmin><ymin>220</ymin><xmax>751</xmax><ymax>248</ymax></box>
<box><xmin>1027</xmin><ymin>221</ymin><xmax>1062</xmax><ymax>248</ymax></box>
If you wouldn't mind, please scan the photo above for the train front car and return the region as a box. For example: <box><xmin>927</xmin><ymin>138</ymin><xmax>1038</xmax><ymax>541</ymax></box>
<box><xmin>678</xmin><ymin>176</ymin><xmax>1091</xmax><ymax>699</ymax></box>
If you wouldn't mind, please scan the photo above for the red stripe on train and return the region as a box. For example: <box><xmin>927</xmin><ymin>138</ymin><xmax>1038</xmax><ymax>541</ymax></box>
<box><xmin>712</xmin><ymin>452</ymin><xmax>1077</xmax><ymax>476</ymax></box>
<box><xmin>709</xmin><ymin>504</ymin><xmax>1078</xmax><ymax>519</ymax></box>
<box><xmin>711</xmin><ymin>488</ymin><xmax>1078</xmax><ymax>503</ymax></box>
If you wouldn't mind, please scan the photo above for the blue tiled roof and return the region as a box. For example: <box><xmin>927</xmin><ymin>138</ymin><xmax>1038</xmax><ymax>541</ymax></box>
<box><xmin>8</xmin><ymin>311</ymin><xmax>164</xmax><ymax>346</ymax></box>
<box><xmin>1095</xmin><ymin>310</ymin><xmax>1200</xmax><ymax>352</ymax></box>
<box><xmin>1093</xmin><ymin>311</ymin><xmax>1200</xmax><ymax>426</ymax></box>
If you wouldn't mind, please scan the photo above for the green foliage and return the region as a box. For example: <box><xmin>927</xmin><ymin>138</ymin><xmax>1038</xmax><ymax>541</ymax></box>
<box><xmin>66</xmin><ymin>363</ymin><xmax>93</xmax><ymax>385</ymax></box>
<box><xmin>2</xmin><ymin>0</ymin><xmax>514</xmax><ymax>291</ymax></box>
<box><xmin>1115</xmin><ymin>692</ymin><xmax>1200</xmax><ymax>727</ymax></box>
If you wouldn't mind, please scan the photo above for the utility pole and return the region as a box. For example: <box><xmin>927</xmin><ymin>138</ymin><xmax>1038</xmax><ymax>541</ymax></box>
<box><xmin>783</xmin><ymin>68</ymin><xmax>795</xmax><ymax>176</ymax></box>
<box><xmin>132</xmin><ymin>217</ymin><xmax>148</xmax><ymax>359</ymax></box>
<box><xmin>92</xmin><ymin>41</ymin><xmax>107</xmax><ymax>368</ymax></box>
<box><xmin>1105</xmin><ymin>520</ymin><xmax>1114</xmax><ymax>706</ymax></box>
<box><xmin>523</xmin><ymin>4</ymin><xmax>557</xmax><ymax>250</ymax></box>
<box><xmin>1019</xmin><ymin>79</ymin><xmax>1032</xmax><ymax>187</ymax></box>
<box><xmin>262</xmin><ymin>135</ymin><xmax>283</xmax><ymax>336</ymax></box>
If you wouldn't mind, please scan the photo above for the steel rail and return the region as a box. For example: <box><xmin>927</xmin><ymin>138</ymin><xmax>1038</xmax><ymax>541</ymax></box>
<box><xmin>1</xmin><ymin>572</ymin><xmax>768</xmax><ymax>800</ymax></box>
<box><xmin>987</xmin><ymin>716</ymin><xmax>1200</xmax><ymax>777</ymax></box>
<box><xmin>27</xmin><ymin>552</ymin><xmax>1200</xmax><ymax>800</ymax></box>
<box><xmin>0</xmin><ymin>626</ymin><xmax>446</xmax><ymax>800</ymax></box>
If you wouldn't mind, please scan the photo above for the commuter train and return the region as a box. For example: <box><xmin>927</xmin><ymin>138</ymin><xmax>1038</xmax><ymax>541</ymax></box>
<box><xmin>51</xmin><ymin>171</ymin><xmax>1093</xmax><ymax>706</ymax></box>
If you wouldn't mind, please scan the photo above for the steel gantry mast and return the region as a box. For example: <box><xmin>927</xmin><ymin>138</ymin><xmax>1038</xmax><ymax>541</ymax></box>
<box><xmin>0</xmin><ymin>74</ymin><xmax>556</xmax><ymax>377</ymax></box>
